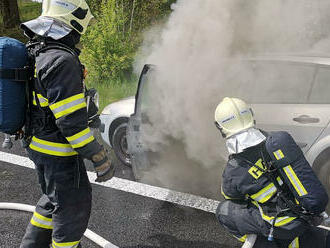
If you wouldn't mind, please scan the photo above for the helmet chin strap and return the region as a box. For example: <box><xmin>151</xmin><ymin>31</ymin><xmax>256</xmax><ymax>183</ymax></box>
<box><xmin>214</xmin><ymin>121</ymin><xmax>227</xmax><ymax>138</ymax></box>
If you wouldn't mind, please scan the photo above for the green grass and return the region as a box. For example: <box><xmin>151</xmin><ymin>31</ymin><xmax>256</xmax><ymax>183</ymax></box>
<box><xmin>86</xmin><ymin>78</ymin><xmax>137</xmax><ymax>112</ymax></box>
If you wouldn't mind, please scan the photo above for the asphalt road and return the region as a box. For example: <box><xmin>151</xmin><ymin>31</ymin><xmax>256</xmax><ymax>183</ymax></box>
<box><xmin>0</xmin><ymin>134</ymin><xmax>241</xmax><ymax>248</ymax></box>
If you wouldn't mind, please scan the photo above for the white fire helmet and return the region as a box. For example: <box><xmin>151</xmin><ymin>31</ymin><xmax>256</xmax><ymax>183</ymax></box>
<box><xmin>21</xmin><ymin>0</ymin><xmax>93</xmax><ymax>40</ymax></box>
<box><xmin>41</xmin><ymin>0</ymin><xmax>94</xmax><ymax>35</ymax></box>
<box><xmin>214</xmin><ymin>97</ymin><xmax>255</xmax><ymax>138</ymax></box>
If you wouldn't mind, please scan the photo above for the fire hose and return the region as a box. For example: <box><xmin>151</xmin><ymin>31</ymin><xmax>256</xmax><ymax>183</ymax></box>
<box><xmin>0</xmin><ymin>202</ymin><xmax>118</xmax><ymax>248</ymax></box>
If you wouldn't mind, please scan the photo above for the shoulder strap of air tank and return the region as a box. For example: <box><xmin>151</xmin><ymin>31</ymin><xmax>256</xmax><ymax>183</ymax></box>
<box><xmin>36</xmin><ymin>40</ymin><xmax>78</xmax><ymax>57</ymax></box>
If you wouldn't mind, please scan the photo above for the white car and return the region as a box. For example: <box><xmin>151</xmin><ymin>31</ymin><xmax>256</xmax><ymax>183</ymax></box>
<box><xmin>99</xmin><ymin>97</ymin><xmax>135</xmax><ymax>166</ymax></box>
<box><xmin>101</xmin><ymin>59</ymin><xmax>330</xmax><ymax>197</ymax></box>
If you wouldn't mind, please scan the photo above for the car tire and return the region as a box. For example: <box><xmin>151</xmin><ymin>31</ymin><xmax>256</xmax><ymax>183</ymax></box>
<box><xmin>315</xmin><ymin>159</ymin><xmax>330</xmax><ymax>212</ymax></box>
<box><xmin>112</xmin><ymin>122</ymin><xmax>131</xmax><ymax>167</ymax></box>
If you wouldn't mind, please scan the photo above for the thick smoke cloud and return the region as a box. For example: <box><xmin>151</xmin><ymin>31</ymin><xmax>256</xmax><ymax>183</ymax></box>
<box><xmin>133</xmin><ymin>0</ymin><xmax>330</xmax><ymax>198</ymax></box>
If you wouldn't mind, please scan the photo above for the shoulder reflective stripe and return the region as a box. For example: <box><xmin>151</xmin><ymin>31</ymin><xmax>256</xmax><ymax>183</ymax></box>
<box><xmin>289</xmin><ymin>237</ymin><xmax>299</xmax><ymax>248</ymax></box>
<box><xmin>250</xmin><ymin>183</ymin><xmax>277</xmax><ymax>203</ymax></box>
<box><xmin>274</xmin><ymin>149</ymin><xmax>285</xmax><ymax>160</ymax></box>
<box><xmin>50</xmin><ymin>93</ymin><xmax>86</xmax><ymax>119</ymax></box>
<box><xmin>283</xmin><ymin>165</ymin><xmax>308</xmax><ymax>196</ymax></box>
<box><xmin>66</xmin><ymin>127</ymin><xmax>95</xmax><ymax>148</ymax></box>
<box><xmin>30</xmin><ymin>137</ymin><xmax>78</xmax><ymax>157</ymax></box>
<box><xmin>52</xmin><ymin>240</ymin><xmax>80</xmax><ymax>248</ymax></box>
<box><xmin>30</xmin><ymin>211</ymin><xmax>53</xmax><ymax>230</ymax></box>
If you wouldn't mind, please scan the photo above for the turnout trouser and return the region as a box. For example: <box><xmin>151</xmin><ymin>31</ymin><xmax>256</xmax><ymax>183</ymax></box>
<box><xmin>20</xmin><ymin>149</ymin><xmax>92</xmax><ymax>248</ymax></box>
<box><xmin>216</xmin><ymin>200</ymin><xmax>330</xmax><ymax>248</ymax></box>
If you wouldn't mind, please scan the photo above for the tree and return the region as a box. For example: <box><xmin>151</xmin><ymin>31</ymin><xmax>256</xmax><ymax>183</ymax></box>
<box><xmin>0</xmin><ymin>0</ymin><xmax>20</xmax><ymax>29</ymax></box>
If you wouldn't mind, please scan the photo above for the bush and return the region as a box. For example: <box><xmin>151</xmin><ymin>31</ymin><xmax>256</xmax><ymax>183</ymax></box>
<box><xmin>81</xmin><ymin>0</ymin><xmax>138</xmax><ymax>82</ymax></box>
<box><xmin>81</xmin><ymin>0</ymin><xmax>176</xmax><ymax>82</ymax></box>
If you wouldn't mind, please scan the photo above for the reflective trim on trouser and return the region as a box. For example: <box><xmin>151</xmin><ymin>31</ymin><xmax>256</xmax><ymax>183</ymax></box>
<box><xmin>52</xmin><ymin>240</ymin><xmax>80</xmax><ymax>248</ymax></box>
<box><xmin>66</xmin><ymin>127</ymin><xmax>95</xmax><ymax>149</ymax></box>
<box><xmin>252</xmin><ymin>201</ymin><xmax>297</xmax><ymax>227</ymax></box>
<box><xmin>30</xmin><ymin>211</ymin><xmax>53</xmax><ymax>230</ymax></box>
<box><xmin>289</xmin><ymin>237</ymin><xmax>299</xmax><ymax>248</ymax></box>
<box><xmin>49</xmin><ymin>93</ymin><xmax>86</xmax><ymax>119</ymax></box>
<box><xmin>29</xmin><ymin>136</ymin><xmax>78</xmax><ymax>157</ymax></box>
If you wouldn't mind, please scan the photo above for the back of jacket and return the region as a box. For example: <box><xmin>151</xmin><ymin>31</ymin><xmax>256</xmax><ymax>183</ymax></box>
<box><xmin>29</xmin><ymin>42</ymin><xmax>101</xmax><ymax>159</ymax></box>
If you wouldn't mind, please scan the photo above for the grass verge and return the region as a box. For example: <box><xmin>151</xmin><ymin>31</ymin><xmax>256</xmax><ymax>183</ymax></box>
<box><xmin>86</xmin><ymin>78</ymin><xmax>137</xmax><ymax>112</ymax></box>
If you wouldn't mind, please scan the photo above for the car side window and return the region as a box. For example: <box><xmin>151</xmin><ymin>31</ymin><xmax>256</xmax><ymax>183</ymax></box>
<box><xmin>136</xmin><ymin>69</ymin><xmax>154</xmax><ymax>115</ymax></box>
<box><xmin>308</xmin><ymin>67</ymin><xmax>330</xmax><ymax>104</ymax></box>
<box><xmin>249</xmin><ymin>62</ymin><xmax>315</xmax><ymax>104</ymax></box>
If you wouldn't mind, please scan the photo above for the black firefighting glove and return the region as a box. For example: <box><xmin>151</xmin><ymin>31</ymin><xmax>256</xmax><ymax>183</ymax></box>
<box><xmin>92</xmin><ymin>149</ymin><xmax>115</xmax><ymax>182</ymax></box>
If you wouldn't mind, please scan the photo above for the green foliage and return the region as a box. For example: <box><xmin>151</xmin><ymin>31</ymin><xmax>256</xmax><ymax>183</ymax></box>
<box><xmin>0</xmin><ymin>0</ymin><xmax>41</xmax><ymax>42</ymax></box>
<box><xmin>81</xmin><ymin>0</ymin><xmax>175</xmax><ymax>82</ymax></box>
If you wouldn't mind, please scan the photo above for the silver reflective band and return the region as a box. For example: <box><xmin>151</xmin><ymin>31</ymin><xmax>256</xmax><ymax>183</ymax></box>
<box><xmin>253</xmin><ymin>185</ymin><xmax>277</xmax><ymax>202</ymax></box>
<box><xmin>51</xmin><ymin>0</ymin><xmax>77</xmax><ymax>11</ymax></box>
<box><xmin>69</xmin><ymin>131</ymin><xmax>93</xmax><ymax>146</ymax></box>
<box><xmin>51</xmin><ymin>98</ymin><xmax>85</xmax><ymax>117</ymax></box>
<box><xmin>31</xmin><ymin>140</ymin><xmax>74</xmax><ymax>153</ymax></box>
<box><xmin>283</xmin><ymin>166</ymin><xmax>307</xmax><ymax>196</ymax></box>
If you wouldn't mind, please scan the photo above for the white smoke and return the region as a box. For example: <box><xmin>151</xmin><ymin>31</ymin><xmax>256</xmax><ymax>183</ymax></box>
<box><xmin>133</xmin><ymin>0</ymin><xmax>330</xmax><ymax>198</ymax></box>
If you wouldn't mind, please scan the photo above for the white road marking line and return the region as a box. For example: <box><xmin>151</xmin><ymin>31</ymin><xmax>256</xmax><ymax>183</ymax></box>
<box><xmin>0</xmin><ymin>151</ymin><xmax>220</xmax><ymax>213</ymax></box>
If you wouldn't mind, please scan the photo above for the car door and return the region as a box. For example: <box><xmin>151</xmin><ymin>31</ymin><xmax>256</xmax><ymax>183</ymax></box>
<box><xmin>127</xmin><ymin>64</ymin><xmax>155</xmax><ymax>179</ymax></box>
<box><xmin>249</xmin><ymin>60</ymin><xmax>327</xmax><ymax>153</ymax></box>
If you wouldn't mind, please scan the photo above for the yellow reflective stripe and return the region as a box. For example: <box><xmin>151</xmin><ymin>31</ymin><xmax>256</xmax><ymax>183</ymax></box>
<box><xmin>30</xmin><ymin>136</ymin><xmax>78</xmax><ymax>157</ymax></box>
<box><xmin>50</xmin><ymin>93</ymin><xmax>84</xmax><ymax>110</ymax></box>
<box><xmin>283</xmin><ymin>165</ymin><xmax>308</xmax><ymax>196</ymax></box>
<box><xmin>274</xmin><ymin>149</ymin><xmax>285</xmax><ymax>160</ymax></box>
<box><xmin>252</xmin><ymin>201</ymin><xmax>296</xmax><ymax>226</ymax></box>
<box><xmin>32</xmin><ymin>91</ymin><xmax>37</xmax><ymax>106</ymax></box>
<box><xmin>274</xmin><ymin>216</ymin><xmax>297</xmax><ymax>227</ymax></box>
<box><xmin>50</xmin><ymin>93</ymin><xmax>86</xmax><ymax>119</ymax></box>
<box><xmin>221</xmin><ymin>186</ymin><xmax>233</xmax><ymax>200</ymax></box>
<box><xmin>30</xmin><ymin>212</ymin><xmax>53</xmax><ymax>230</ymax></box>
<box><xmin>289</xmin><ymin>237</ymin><xmax>299</xmax><ymax>248</ymax></box>
<box><xmin>235</xmin><ymin>235</ymin><xmax>247</xmax><ymax>242</ymax></box>
<box><xmin>32</xmin><ymin>91</ymin><xmax>49</xmax><ymax>107</ymax></box>
<box><xmin>66</xmin><ymin>127</ymin><xmax>95</xmax><ymax>149</ymax></box>
<box><xmin>52</xmin><ymin>240</ymin><xmax>80</xmax><ymax>248</ymax></box>
<box><xmin>37</xmin><ymin>93</ymin><xmax>49</xmax><ymax>107</ymax></box>
<box><xmin>34</xmin><ymin>211</ymin><xmax>52</xmax><ymax>222</ymax></box>
<box><xmin>31</xmin><ymin>218</ymin><xmax>53</xmax><ymax>229</ymax></box>
<box><xmin>250</xmin><ymin>183</ymin><xmax>277</xmax><ymax>203</ymax></box>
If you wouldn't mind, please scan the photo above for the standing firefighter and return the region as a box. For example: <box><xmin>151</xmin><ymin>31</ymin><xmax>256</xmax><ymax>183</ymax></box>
<box><xmin>19</xmin><ymin>1</ymin><xmax>115</xmax><ymax>247</ymax></box>
<box><xmin>214</xmin><ymin>97</ymin><xmax>330</xmax><ymax>248</ymax></box>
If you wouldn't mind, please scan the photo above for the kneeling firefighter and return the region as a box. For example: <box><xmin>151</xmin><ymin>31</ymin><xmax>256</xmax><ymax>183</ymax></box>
<box><xmin>214</xmin><ymin>97</ymin><xmax>330</xmax><ymax>248</ymax></box>
<box><xmin>19</xmin><ymin>1</ymin><xmax>114</xmax><ymax>247</ymax></box>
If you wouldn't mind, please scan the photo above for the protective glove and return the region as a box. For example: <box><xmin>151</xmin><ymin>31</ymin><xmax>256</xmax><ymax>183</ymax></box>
<box><xmin>92</xmin><ymin>149</ymin><xmax>115</xmax><ymax>182</ymax></box>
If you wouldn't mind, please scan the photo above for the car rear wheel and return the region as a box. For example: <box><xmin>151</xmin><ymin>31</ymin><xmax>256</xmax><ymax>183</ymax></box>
<box><xmin>315</xmin><ymin>159</ymin><xmax>330</xmax><ymax>212</ymax></box>
<box><xmin>112</xmin><ymin>122</ymin><xmax>131</xmax><ymax>167</ymax></box>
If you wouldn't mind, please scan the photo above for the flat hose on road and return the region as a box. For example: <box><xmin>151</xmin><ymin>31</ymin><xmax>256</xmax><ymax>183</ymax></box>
<box><xmin>0</xmin><ymin>202</ymin><xmax>118</xmax><ymax>248</ymax></box>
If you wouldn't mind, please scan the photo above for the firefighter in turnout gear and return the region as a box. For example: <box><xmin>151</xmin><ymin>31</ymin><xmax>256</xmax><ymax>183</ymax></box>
<box><xmin>19</xmin><ymin>1</ymin><xmax>114</xmax><ymax>247</ymax></box>
<box><xmin>214</xmin><ymin>97</ymin><xmax>330</xmax><ymax>248</ymax></box>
